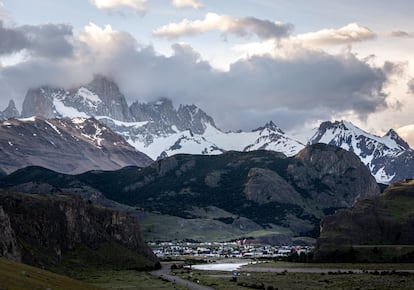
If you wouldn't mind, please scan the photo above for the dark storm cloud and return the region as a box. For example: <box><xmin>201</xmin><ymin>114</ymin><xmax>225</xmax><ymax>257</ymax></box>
<box><xmin>0</xmin><ymin>21</ymin><xmax>73</xmax><ymax>58</ymax></box>
<box><xmin>0</xmin><ymin>25</ymin><xmax>395</xmax><ymax>131</ymax></box>
<box><xmin>0</xmin><ymin>21</ymin><xmax>28</xmax><ymax>54</ymax></box>
<box><xmin>20</xmin><ymin>23</ymin><xmax>74</xmax><ymax>58</ymax></box>
<box><xmin>102</xmin><ymin>42</ymin><xmax>391</xmax><ymax>130</ymax></box>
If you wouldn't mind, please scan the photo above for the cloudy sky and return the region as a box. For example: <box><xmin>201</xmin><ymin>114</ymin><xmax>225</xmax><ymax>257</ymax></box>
<box><xmin>1</xmin><ymin>0</ymin><xmax>414</xmax><ymax>144</ymax></box>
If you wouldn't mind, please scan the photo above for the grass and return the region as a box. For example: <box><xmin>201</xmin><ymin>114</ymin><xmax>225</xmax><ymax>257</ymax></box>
<box><xmin>244</xmin><ymin>260</ymin><xmax>414</xmax><ymax>270</ymax></box>
<box><xmin>0</xmin><ymin>257</ymin><xmax>100</xmax><ymax>290</ymax></box>
<box><xmin>72</xmin><ymin>269</ymin><xmax>186</xmax><ymax>290</ymax></box>
<box><xmin>140</xmin><ymin>212</ymin><xmax>295</xmax><ymax>242</ymax></box>
<box><xmin>0</xmin><ymin>258</ymin><xmax>187</xmax><ymax>290</ymax></box>
<box><xmin>173</xmin><ymin>266</ymin><xmax>414</xmax><ymax>290</ymax></box>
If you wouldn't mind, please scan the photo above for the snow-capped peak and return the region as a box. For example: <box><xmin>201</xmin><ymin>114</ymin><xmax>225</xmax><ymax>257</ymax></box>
<box><xmin>384</xmin><ymin>129</ymin><xmax>411</xmax><ymax>150</ymax></box>
<box><xmin>253</xmin><ymin>120</ymin><xmax>285</xmax><ymax>134</ymax></box>
<box><xmin>309</xmin><ymin>120</ymin><xmax>414</xmax><ymax>183</ymax></box>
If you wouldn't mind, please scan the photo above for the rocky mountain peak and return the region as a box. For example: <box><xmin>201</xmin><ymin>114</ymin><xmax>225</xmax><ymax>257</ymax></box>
<box><xmin>384</xmin><ymin>128</ymin><xmax>410</xmax><ymax>150</ymax></box>
<box><xmin>0</xmin><ymin>100</ymin><xmax>19</xmax><ymax>120</ymax></box>
<box><xmin>177</xmin><ymin>103</ymin><xmax>217</xmax><ymax>134</ymax></box>
<box><xmin>81</xmin><ymin>75</ymin><xmax>131</xmax><ymax>121</ymax></box>
<box><xmin>21</xmin><ymin>87</ymin><xmax>59</xmax><ymax>118</ymax></box>
<box><xmin>253</xmin><ymin>120</ymin><xmax>284</xmax><ymax>134</ymax></box>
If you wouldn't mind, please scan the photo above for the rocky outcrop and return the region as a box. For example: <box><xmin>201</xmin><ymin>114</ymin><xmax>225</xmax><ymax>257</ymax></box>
<box><xmin>0</xmin><ymin>117</ymin><xmax>152</xmax><ymax>174</ymax></box>
<box><xmin>0</xmin><ymin>100</ymin><xmax>19</xmax><ymax>120</ymax></box>
<box><xmin>314</xmin><ymin>179</ymin><xmax>414</xmax><ymax>262</ymax></box>
<box><xmin>287</xmin><ymin>144</ymin><xmax>379</xmax><ymax>208</ymax></box>
<box><xmin>0</xmin><ymin>190</ymin><xmax>159</xmax><ymax>270</ymax></box>
<box><xmin>0</xmin><ymin>206</ymin><xmax>21</xmax><ymax>261</ymax></box>
<box><xmin>21</xmin><ymin>88</ymin><xmax>57</xmax><ymax>118</ymax></box>
<box><xmin>244</xmin><ymin>168</ymin><xmax>301</xmax><ymax>205</ymax></box>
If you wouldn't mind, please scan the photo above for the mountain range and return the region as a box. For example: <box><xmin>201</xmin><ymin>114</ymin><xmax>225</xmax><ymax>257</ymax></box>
<box><xmin>1</xmin><ymin>75</ymin><xmax>413</xmax><ymax>183</ymax></box>
<box><xmin>0</xmin><ymin>144</ymin><xmax>380</xmax><ymax>243</ymax></box>
<box><xmin>0</xmin><ymin>116</ymin><xmax>152</xmax><ymax>174</ymax></box>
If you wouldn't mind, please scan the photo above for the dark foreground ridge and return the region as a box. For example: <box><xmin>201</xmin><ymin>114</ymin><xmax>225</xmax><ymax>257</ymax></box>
<box><xmin>314</xmin><ymin>179</ymin><xmax>414</xmax><ymax>262</ymax></box>
<box><xmin>0</xmin><ymin>190</ymin><xmax>160</xmax><ymax>272</ymax></box>
<box><xmin>0</xmin><ymin>144</ymin><xmax>380</xmax><ymax>243</ymax></box>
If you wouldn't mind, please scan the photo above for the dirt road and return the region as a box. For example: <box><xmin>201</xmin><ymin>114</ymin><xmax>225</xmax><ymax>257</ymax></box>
<box><xmin>150</xmin><ymin>265</ymin><xmax>216</xmax><ymax>290</ymax></box>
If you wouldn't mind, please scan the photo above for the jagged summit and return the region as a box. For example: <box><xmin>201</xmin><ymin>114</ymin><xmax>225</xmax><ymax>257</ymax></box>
<box><xmin>384</xmin><ymin>128</ymin><xmax>411</xmax><ymax>150</ymax></box>
<box><xmin>0</xmin><ymin>100</ymin><xmax>19</xmax><ymax>120</ymax></box>
<box><xmin>309</xmin><ymin>120</ymin><xmax>414</xmax><ymax>183</ymax></box>
<box><xmin>19</xmin><ymin>76</ymin><xmax>304</xmax><ymax>160</ymax></box>
<box><xmin>16</xmin><ymin>77</ymin><xmax>414</xmax><ymax>183</ymax></box>
<box><xmin>253</xmin><ymin>120</ymin><xmax>284</xmax><ymax>134</ymax></box>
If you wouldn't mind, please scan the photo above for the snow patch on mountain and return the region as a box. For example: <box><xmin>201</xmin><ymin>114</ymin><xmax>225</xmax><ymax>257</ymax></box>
<box><xmin>309</xmin><ymin>120</ymin><xmax>414</xmax><ymax>183</ymax></box>
<box><xmin>53</xmin><ymin>97</ymin><xmax>89</xmax><ymax>119</ymax></box>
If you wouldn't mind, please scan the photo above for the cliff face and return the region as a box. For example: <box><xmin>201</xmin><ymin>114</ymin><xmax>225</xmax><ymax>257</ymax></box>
<box><xmin>0</xmin><ymin>190</ymin><xmax>159</xmax><ymax>270</ymax></box>
<box><xmin>314</xmin><ymin>179</ymin><xmax>414</xmax><ymax>262</ymax></box>
<box><xmin>287</xmin><ymin>144</ymin><xmax>379</xmax><ymax>208</ymax></box>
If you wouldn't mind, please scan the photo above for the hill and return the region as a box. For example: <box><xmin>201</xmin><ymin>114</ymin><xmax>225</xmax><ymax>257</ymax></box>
<box><xmin>0</xmin><ymin>257</ymin><xmax>99</xmax><ymax>290</ymax></box>
<box><xmin>0</xmin><ymin>144</ymin><xmax>379</xmax><ymax>243</ymax></box>
<box><xmin>314</xmin><ymin>179</ymin><xmax>414</xmax><ymax>262</ymax></box>
<box><xmin>0</xmin><ymin>190</ymin><xmax>159</xmax><ymax>272</ymax></box>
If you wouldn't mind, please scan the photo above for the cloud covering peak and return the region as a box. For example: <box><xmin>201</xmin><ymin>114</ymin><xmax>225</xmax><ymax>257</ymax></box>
<box><xmin>0</xmin><ymin>20</ymin><xmax>397</xmax><ymax>131</ymax></box>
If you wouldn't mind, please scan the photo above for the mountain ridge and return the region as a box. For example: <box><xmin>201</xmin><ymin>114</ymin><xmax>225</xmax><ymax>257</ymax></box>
<box><xmin>0</xmin><ymin>144</ymin><xmax>380</xmax><ymax>242</ymax></box>
<box><xmin>5</xmin><ymin>75</ymin><xmax>414</xmax><ymax>183</ymax></box>
<box><xmin>0</xmin><ymin>116</ymin><xmax>152</xmax><ymax>174</ymax></box>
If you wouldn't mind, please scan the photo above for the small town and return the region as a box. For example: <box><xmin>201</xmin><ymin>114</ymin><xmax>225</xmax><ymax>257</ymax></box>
<box><xmin>149</xmin><ymin>240</ymin><xmax>313</xmax><ymax>259</ymax></box>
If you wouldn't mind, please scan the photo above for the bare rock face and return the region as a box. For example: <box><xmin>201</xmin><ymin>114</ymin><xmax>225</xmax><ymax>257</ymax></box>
<box><xmin>244</xmin><ymin>168</ymin><xmax>301</xmax><ymax>205</ymax></box>
<box><xmin>0</xmin><ymin>100</ymin><xmax>19</xmax><ymax>120</ymax></box>
<box><xmin>0</xmin><ymin>206</ymin><xmax>21</xmax><ymax>262</ymax></box>
<box><xmin>287</xmin><ymin>144</ymin><xmax>379</xmax><ymax>208</ymax></box>
<box><xmin>0</xmin><ymin>190</ymin><xmax>159</xmax><ymax>270</ymax></box>
<box><xmin>21</xmin><ymin>88</ymin><xmax>57</xmax><ymax>118</ymax></box>
<box><xmin>0</xmin><ymin>117</ymin><xmax>153</xmax><ymax>174</ymax></box>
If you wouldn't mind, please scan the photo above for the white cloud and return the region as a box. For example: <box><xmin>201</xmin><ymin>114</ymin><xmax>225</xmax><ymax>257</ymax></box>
<box><xmin>153</xmin><ymin>12</ymin><xmax>293</xmax><ymax>40</ymax></box>
<box><xmin>297</xmin><ymin>23</ymin><xmax>376</xmax><ymax>46</ymax></box>
<box><xmin>90</xmin><ymin>0</ymin><xmax>146</xmax><ymax>11</ymax></box>
<box><xmin>171</xmin><ymin>0</ymin><xmax>203</xmax><ymax>9</ymax></box>
<box><xmin>397</xmin><ymin>124</ymin><xmax>414</xmax><ymax>148</ymax></box>
<box><xmin>0</xmin><ymin>1</ymin><xmax>9</xmax><ymax>20</ymax></box>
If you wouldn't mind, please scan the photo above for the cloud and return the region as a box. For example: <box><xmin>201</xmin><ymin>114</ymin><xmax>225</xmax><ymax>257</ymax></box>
<box><xmin>408</xmin><ymin>79</ymin><xmax>414</xmax><ymax>94</ymax></box>
<box><xmin>0</xmin><ymin>21</ymin><xmax>28</xmax><ymax>55</ymax></box>
<box><xmin>0</xmin><ymin>23</ymin><xmax>396</xmax><ymax>132</ymax></box>
<box><xmin>90</xmin><ymin>0</ymin><xmax>202</xmax><ymax>11</ymax></box>
<box><xmin>297</xmin><ymin>23</ymin><xmax>376</xmax><ymax>46</ymax></box>
<box><xmin>90</xmin><ymin>0</ymin><xmax>146</xmax><ymax>11</ymax></box>
<box><xmin>390</xmin><ymin>30</ymin><xmax>413</xmax><ymax>38</ymax></box>
<box><xmin>153</xmin><ymin>13</ymin><xmax>293</xmax><ymax>40</ymax></box>
<box><xmin>397</xmin><ymin>124</ymin><xmax>414</xmax><ymax>148</ymax></box>
<box><xmin>0</xmin><ymin>21</ymin><xmax>73</xmax><ymax>58</ymax></box>
<box><xmin>171</xmin><ymin>0</ymin><xmax>203</xmax><ymax>9</ymax></box>
<box><xmin>0</xmin><ymin>1</ymin><xmax>9</xmax><ymax>20</ymax></box>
